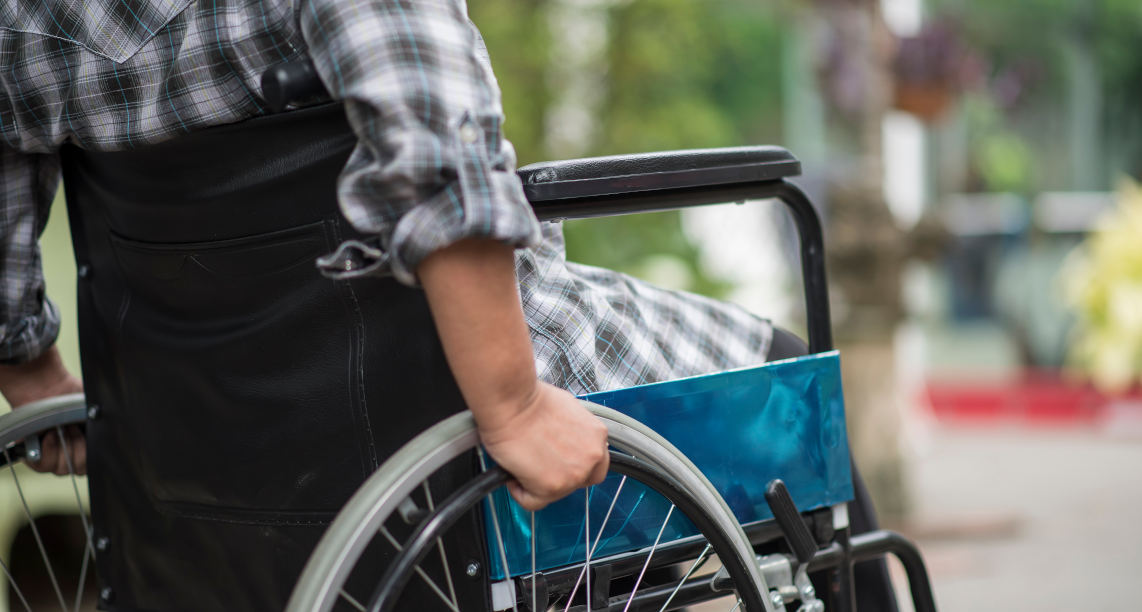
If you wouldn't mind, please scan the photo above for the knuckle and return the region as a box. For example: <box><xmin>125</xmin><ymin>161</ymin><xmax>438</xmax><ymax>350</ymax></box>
<box><xmin>536</xmin><ymin>480</ymin><xmax>565</xmax><ymax>499</ymax></box>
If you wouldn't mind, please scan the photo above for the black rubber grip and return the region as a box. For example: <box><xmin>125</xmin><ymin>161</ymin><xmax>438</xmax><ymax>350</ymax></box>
<box><xmin>260</xmin><ymin>60</ymin><xmax>330</xmax><ymax>112</ymax></box>
<box><xmin>765</xmin><ymin>479</ymin><xmax>818</xmax><ymax>565</ymax></box>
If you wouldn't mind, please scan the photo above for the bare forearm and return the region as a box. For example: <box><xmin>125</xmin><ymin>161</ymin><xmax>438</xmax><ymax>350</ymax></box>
<box><xmin>0</xmin><ymin>345</ymin><xmax>81</xmax><ymax>408</ymax></box>
<box><xmin>418</xmin><ymin>239</ymin><xmax>538</xmax><ymax>429</ymax></box>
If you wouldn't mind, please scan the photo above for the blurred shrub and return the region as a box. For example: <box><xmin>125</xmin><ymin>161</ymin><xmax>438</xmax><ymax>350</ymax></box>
<box><xmin>1063</xmin><ymin>179</ymin><xmax>1142</xmax><ymax>391</ymax></box>
<box><xmin>473</xmin><ymin>0</ymin><xmax>787</xmax><ymax>296</ymax></box>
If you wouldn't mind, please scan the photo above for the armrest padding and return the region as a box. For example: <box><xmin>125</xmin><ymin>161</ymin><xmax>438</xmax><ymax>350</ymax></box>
<box><xmin>517</xmin><ymin>146</ymin><xmax>800</xmax><ymax>202</ymax></box>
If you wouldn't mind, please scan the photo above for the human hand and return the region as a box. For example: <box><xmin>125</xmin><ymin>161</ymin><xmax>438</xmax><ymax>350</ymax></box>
<box><xmin>477</xmin><ymin>382</ymin><xmax>609</xmax><ymax>511</ymax></box>
<box><xmin>0</xmin><ymin>347</ymin><xmax>86</xmax><ymax>475</ymax></box>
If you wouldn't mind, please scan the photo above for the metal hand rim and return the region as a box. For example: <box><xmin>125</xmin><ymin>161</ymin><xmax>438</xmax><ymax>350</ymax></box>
<box><xmin>0</xmin><ymin>393</ymin><xmax>88</xmax><ymax>449</ymax></box>
<box><xmin>367</xmin><ymin>451</ymin><xmax>763</xmax><ymax>612</ymax></box>
<box><xmin>287</xmin><ymin>402</ymin><xmax>775</xmax><ymax>612</ymax></box>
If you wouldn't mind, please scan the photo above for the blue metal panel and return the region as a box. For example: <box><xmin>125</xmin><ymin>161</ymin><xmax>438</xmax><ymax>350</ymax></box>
<box><xmin>485</xmin><ymin>351</ymin><xmax>853</xmax><ymax>579</ymax></box>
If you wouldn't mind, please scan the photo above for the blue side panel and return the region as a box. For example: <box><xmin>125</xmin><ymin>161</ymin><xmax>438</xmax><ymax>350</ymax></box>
<box><xmin>484</xmin><ymin>351</ymin><xmax>853</xmax><ymax>580</ymax></box>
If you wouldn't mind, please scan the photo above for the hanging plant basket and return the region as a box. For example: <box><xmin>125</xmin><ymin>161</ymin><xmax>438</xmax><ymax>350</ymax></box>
<box><xmin>893</xmin><ymin>82</ymin><xmax>955</xmax><ymax>122</ymax></box>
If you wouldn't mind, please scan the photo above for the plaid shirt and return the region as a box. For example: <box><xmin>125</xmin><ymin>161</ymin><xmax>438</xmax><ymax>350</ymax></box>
<box><xmin>0</xmin><ymin>0</ymin><xmax>772</xmax><ymax>393</ymax></box>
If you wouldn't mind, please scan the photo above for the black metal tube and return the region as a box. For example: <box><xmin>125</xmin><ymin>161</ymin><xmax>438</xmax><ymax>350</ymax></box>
<box><xmin>565</xmin><ymin>575</ymin><xmax>727</xmax><ymax>612</ymax></box>
<box><xmin>531</xmin><ymin>179</ymin><xmax>833</xmax><ymax>354</ymax></box>
<box><xmin>531</xmin><ymin>182</ymin><xmax>782</xmax><ymax>221</ymax></box>
<box><xmin>807</xmin><ymin>532</ymin><xmax>938</xmax><ymax>612</ymax></box>
<box><xmin>538</xmin><ymin>516</ymin><xmax>792</xmax><ymax>602</ymax></box>
<box><xmin>769</xmin><ymin>181</ymin><xmax>833</xmax><ymax>354</ymax></box>
<box><xmin>848</xmin><ymin>531</ymin><xmax>938</xmax><ymax>612</ymax></box>
<box><xmin>833</xmin><ymin>525</ymin><xmax>857</xmax><ymax>612</ymax></box>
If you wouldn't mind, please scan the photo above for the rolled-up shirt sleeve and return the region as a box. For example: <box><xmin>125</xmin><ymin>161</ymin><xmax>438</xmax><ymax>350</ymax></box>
<box><xmin>300</xmin><ymin>0</ymin><xmax>541</xmax><ymax>285</ymax></box>
<box><xmin>0</xmin><ymin>147</ymin><xmax>61</xmax><ymax>364</ymax></box>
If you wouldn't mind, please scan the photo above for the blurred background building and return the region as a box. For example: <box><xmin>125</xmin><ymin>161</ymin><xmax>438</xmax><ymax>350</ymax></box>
<box><xmin>4</xmin><ymin>0</ymin><xmax>1142</xmax><ymax>609</ymax></box>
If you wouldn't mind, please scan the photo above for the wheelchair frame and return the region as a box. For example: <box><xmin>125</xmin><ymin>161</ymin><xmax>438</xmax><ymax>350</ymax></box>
<box><xmin>263</xmin><ymin>61</ymin><xmax>936</xmax><ymax>612</ymax></box>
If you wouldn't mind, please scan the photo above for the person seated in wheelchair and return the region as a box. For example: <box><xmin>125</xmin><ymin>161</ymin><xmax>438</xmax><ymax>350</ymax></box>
<box><xmin>0</xmin><ymin>1</ymin><xmax>894</xmax><ymax>610</ymax></box>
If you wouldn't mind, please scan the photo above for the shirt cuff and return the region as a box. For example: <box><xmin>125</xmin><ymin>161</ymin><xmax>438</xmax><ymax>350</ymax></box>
<box><xmin>0</xmin><ymin>297</ymin><xmax>61</xmax><ymax>365</ymax></box>
<box><xmin>319</xmin><ymin>113</ymin><xmax>541</xmax><ymax>285</ymax></box>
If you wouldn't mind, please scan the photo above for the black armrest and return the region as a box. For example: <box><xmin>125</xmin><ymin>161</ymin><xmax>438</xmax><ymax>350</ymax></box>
<box><xmin>260</xmin><ymin>62</ymin><xmax>803</xmax><ymax>216</ymax></box>
<box><xmin>517</xmin><ymin>147</ymin><xmax>800</xmax><ymax>203</ymax></box>
<box><xmin>260</xmin><ymin>61</ymin><xmax>801</xmax><ymax>199</ymax></box>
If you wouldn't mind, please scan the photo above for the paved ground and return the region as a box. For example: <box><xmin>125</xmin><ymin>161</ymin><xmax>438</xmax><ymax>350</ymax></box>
<box><xmin>893</xmin><ymin>421</ymin><xmax>1142</xmax><ymax>611</ymax></box>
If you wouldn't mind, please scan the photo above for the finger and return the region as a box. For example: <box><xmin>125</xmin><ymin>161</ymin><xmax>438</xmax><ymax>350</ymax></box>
<box><xmin>587</xmin><ymin>449</ymin><xmax>609</xmax><ymax>486</ymax></box>
<box><xmin>507</xmin><ymin>480</ymin><xmax>552</xmax><ymax>512</ymax></box>
<box><xmin>69</xmin><ymin>427</ymin><xmax>87</xmax><ymax>476</ymax></box>
<box><xmin>61</xmin><ymin>426</ymin><xmax>85</xmax><ymax>475</ymax></box>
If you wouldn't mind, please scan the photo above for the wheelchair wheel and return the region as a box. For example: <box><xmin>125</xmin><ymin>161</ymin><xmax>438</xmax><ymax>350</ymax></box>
<box><xmin>289</xmin><ymin>403</ymin><xmax>774</xmax><ymax>612</ymax></box>
<box><xmin>0</xmin><ymin>393</ymin><xmax>95</xmax><ymax>612</ymax></box>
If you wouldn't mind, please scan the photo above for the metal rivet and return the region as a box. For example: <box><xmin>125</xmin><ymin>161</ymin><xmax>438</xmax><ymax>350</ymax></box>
<box><xmin>100</xmin><ymin>587</ymin><xmax>114</xmax><ymax>602</ymax></box>
<box><xmin>459</xmin><ymin>123</ymin><xmax>479</xmax><ymax>144</ymax></box>
<box><xmin>465</xmin><ymin>561</ymin><xmax>480</xmax><ymax>578</ymax></box>
<box><xmin>96</xmin><ymin>537</ymin><xmax>110</xmax><ymax>552</ymax></box>
<box><xmin>770</xmin><ymin>591</ymin><xmax>784</xmax><ymax>607</ymax></box>
<box><xmin>87</xmin><ymin>405</ymin><xmax>101</xmax><ymax>420</ymax></box>
<box><xmin>343</xmin><ymin>258</ymin><xmax>355</xmax><ymax>271</ymax></box>
<box><xmin>26</xmin><ymin>448</ymin><xmax>41</xmax><ymax>461</ymax></box>
<box><xmin>77</xmin><ymin>264</ymin><xmax>92</xmax><ymax>279</ymax></box>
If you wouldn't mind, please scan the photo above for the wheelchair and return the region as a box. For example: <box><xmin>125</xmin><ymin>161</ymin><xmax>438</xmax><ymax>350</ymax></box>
<box><xmin>0</xmin><ymin>60</ymin><xmax>936</xmax><ymax>612</ymax></box>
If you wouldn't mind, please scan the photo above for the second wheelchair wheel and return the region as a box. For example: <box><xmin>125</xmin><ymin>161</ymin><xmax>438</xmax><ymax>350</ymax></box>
<box><xmin>0</xmin><ymin>394</ymin><xmax>95</xmax><ymax>612</ymax></box>
<box><xmin>288</xmin><ymin>403</ymin><xmax>775</xmax><ymax>612</ymax></box>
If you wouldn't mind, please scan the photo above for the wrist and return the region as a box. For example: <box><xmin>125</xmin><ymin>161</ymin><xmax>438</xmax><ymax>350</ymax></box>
<box><xmin>468</xmin><ymin>376</ymin><xmax>542</xmax><ymax>438</ymax></box>
<box><xmin>0</xmin><ymin>346</ymin><xmax>82</xmax><ymax>408</ymax></box>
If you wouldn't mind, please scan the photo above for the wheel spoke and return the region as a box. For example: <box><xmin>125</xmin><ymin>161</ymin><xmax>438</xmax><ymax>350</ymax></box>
<box><xmin>378</xmin><ymin>526</ymin><xmax>461</xmax><ymax>612</ymax></box>
<box><xmin>562</xmin><ymin>477</ymin><xmax>627</xmax><ymax>612</ymax></box>
<box><xmin>423</xmin><ymin>483</ymin><xmax>459</xmax><ymax>610</ymax></box>
<box><xmin>530</xmin><ymin>511</ymin><xmax>537</xmax><ymax>612</ymax></box>
<box><xmin>56</xmin><ymin>426</ymin><xmax>95</xmax><ymax>612</ymax></box>
<box><xmin>339</xmin><ymin>588</ymin><xmax>367</xmax><ymax>611</ymax></box>
<box><xmin>657</xmin><ymin>543</ymin><xmax>712</xmax><ymax>612</ymax></box>
<box><xmin>478</xmin><ymin>451</ymin><xmax>518</xmax><ymax>612</ymax></box>
<box><xmin>0</xmin><ymin>553</ymin><xmax>34</xmax><ymax>612</ymax></box>
<box><xmin>72</xmin><ymin>545</ymin><xmax>93</xmax><ymax>612</ymax></box>
<box><xmin>621</xmin><ymin>505</ymin><xmax>676</xmax><ymax>612</ymax></box>
<box><xmin>287</xmin><ymin>406</ymin><xmax>771</xmax><ymax>612</ymax></box>
<box><xmin>584</xmin><ymin>488</ymin><xmax>591</xmax><ymax>612</ymax></box>
<box><xmin>4</xmin><ymin>447</ymin><xmax>69</xmax><ymax>612</ymax></box>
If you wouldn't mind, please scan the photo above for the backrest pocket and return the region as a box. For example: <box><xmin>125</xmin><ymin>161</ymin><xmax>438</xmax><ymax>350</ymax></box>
<box><xmin>0</xmin><ymin>0</ymin><xmax>193</xmax><ymax>63</ymax></box>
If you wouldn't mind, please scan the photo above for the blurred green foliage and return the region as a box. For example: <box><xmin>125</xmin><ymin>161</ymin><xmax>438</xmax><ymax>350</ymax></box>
<box><xmin>600</xmin><ymin>0</ymin><xmax>787</xmax><ymax>153</ymax></box>
<box><xmin>468</xmin><ymin>0</ymin><xmax>553</xmax><ymax>163</ymax></box>
<box><xmin>471</xmin><ymin>0</ymin><xmax>789</xmax><ymax>295</ymax></box>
